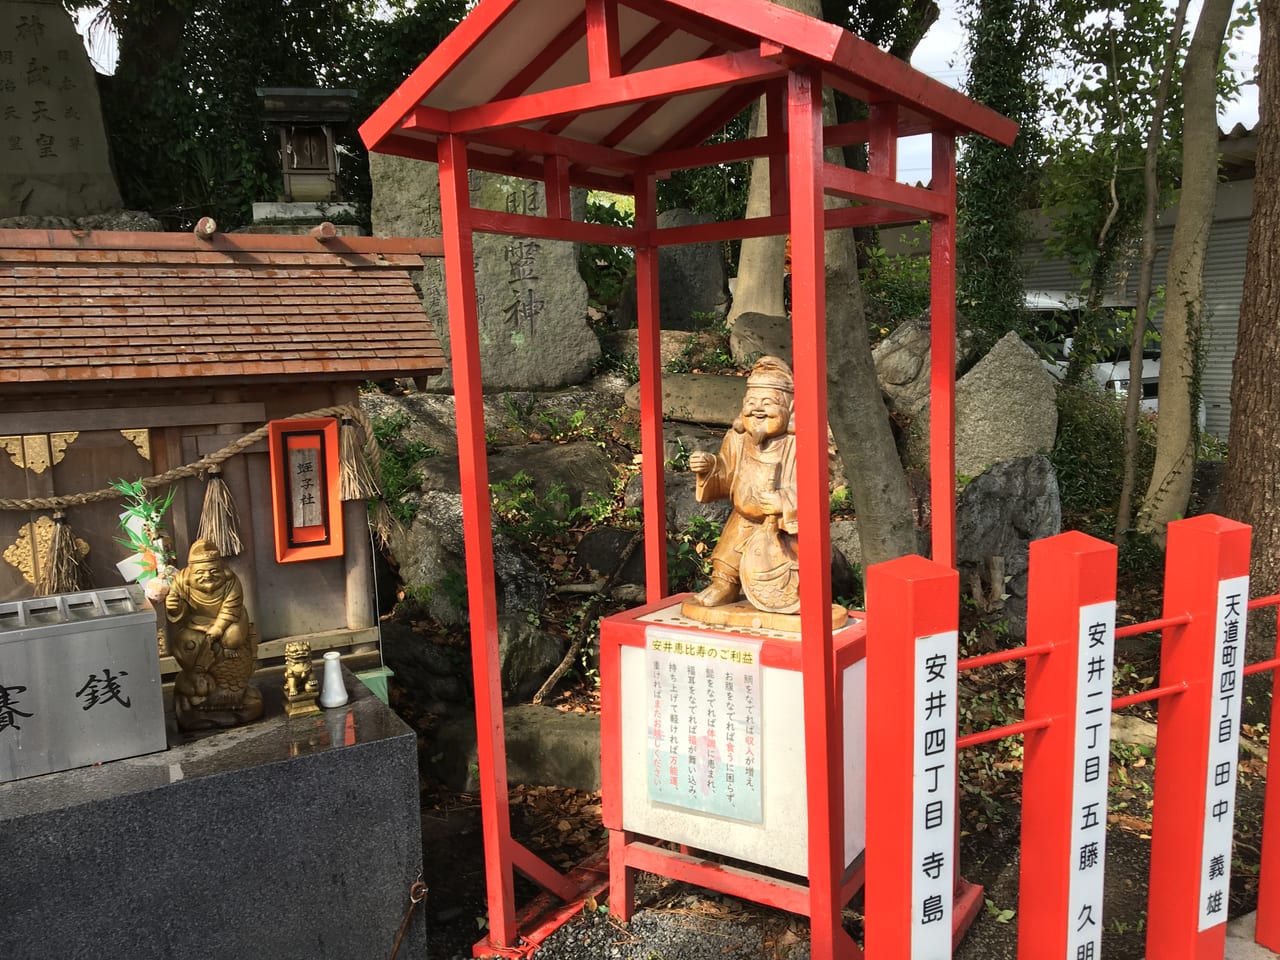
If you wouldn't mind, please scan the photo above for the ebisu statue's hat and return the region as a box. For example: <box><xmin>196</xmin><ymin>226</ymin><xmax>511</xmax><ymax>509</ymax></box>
<box><xmin>187</xmin><ymin>539</ymin><xmax>223</xmax><ymax>566</ymax></box>
<box><xmin>746</xmin><ymin>355</ymin><xmax>794</xmax><ymax>393</ymax></box>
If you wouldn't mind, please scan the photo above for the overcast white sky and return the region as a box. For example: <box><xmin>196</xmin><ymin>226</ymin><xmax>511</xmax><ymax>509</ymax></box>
<box><xmin>76</xmin><ymin>0</ymin><xmax>1260</xmax><ymax>185</ymax></box>
<box><xmin>897</xmin><ymin>0</ymin><xmax>1261</xmax><ymax>183</ymax></box>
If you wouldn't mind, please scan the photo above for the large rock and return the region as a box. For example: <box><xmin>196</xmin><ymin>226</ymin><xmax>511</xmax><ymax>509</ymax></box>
<box><xmin>1</xmin><ymin>1</ymin><xmax>122</xmax><ymax>217</ymax></box>
<box><xmin>910</xmin><ymin>332</ymin><xmax>1059</xmax><ymax>477</ymax></box>
<box><xmin>624</xmin><ymin>372</ymin><xmax>748</xmax><ymax>425</ymax></box>
<box><xmin>872</xmin><ymin>319</ymin><xmax>933</xmax><ymax>417</ymax></box>
<box><xmin>362</xmin><ymin>379</ymin><xmax>631</xmax><ymax>461</ymax></box>
<box><xmin>0</xmin><ymin>211</ymin><xmax>160</xmax><ymax>231</ymax></box>
<box><xmin>370</xmin><ymin>154</ymin><xmax>599</xmax><ymax>390</ymax></box>
<box><xmin>388</xmin><ymin>490</ymin><xmax>562</xmax><ymax>699</ymax></box>
<box><xmin>955</xmin><ymin>456</ymin><xmax>1062</xmax><ymax>638</ymax></box>
<box><xmin>429</xmin><ymin>704</ymin><xmax>601</xmax><ymax>791</ymax></box>
<box><xmin>614</xmin><ymin>208</ymin><xmax>728</xmax><ymax>331</ymax></box>
<box><xmin>730</xmin><ymin>312</ymin><xmax>791</xmax><ymax>365</ymax></box>
<box><xmin>624</xmin><ymin>470</ymin><xmax>732</xmax><ymax>533</ymax></box>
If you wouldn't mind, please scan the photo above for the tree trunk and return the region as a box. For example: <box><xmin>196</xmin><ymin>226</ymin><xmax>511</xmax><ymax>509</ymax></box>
<box><xmin>1223</xmin><ymin>0</ymin><xmax>1280</xmax><ymax>602</ymax></box>
<box><xmin>1115</xmin><ymin>0</ymin><xmax>1191</xmax><ymax>539</ymax></box>
<box><xmin>748</xmin><ymin>0</ymin><xmax>915</xmax><ymax>564</ymax></box>
<box><xmin>726</xmin><ymin>102</ymin><xmax>787</xmax><ymax>325</ymax></box>
<box><xmin>1137</xmin><ymin>0</ymin><xmax>1235</xmax><ymax>541</ymax></box>
<box><xmin>824</xmin><ymin>192</ymin><xmax>918</xmax><ymax>565</ymax></box>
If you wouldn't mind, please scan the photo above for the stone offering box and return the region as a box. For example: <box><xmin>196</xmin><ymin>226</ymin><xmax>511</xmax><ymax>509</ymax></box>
<box><xmin>0</xmin><ymin>669</ymin><xmax>425</xmax><ymax>960</ymax></box>
<box><xmin>0</xmin><ymin>586</ymin><xmax>165</xmax><ymax>783</ymax></box>
<box><xmin>601</xmin><ymin>597</ymin><xmax>867</xmax><ymax>877</ymax></box>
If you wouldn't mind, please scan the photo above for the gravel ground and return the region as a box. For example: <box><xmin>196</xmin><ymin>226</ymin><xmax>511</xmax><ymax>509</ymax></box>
<box><xmin>529</xmin><ymin>906</ymin><xmax>813</xmax><ymax>960</ymax></box>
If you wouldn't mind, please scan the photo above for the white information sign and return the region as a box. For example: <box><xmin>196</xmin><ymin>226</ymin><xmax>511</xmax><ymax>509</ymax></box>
<box><xmin>911</xmin><ymin>630</ymin><xmax>957</xmax><ymax>960</ymax></box>
<box><xmin>1066</xmin><ymin>601</ymin><xmax>1116</xmax><ymax>960</ymax></box>
<box><xmin>1199</xmin><ymin>576</ymin><xmax>1249</xmax><ymax>930</ymax></box>
<box><xmin>645</xmin><ymin>628</ymin><xmax>763</xmax><ymax>822</ymax></box>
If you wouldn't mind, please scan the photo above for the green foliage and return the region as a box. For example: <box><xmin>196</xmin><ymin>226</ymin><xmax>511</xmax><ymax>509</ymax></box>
<box><xmin>579</xmin><ymin>195</ymin><xmax>635</xmax><ymax>310</ymax></box>
<box><xmin>664</xmin><ymin>318</ymin><xmax>741</xmax><ymax>375</ymax></box>
<box><xmin>70</xmin><ymin>0</ymin><xmax>465</xmax><ymax>230</ymax></box>
<box><xmin>110</xmin><ymin>478</ymin><xmax>176</xmax><ymax>579</ymax></box>
<box><xmin>1037</xmin><ymin>0</ymin><xmax>1186</xmax><ymax>341</ymax></box>
<box><xmin>984</xmin><ymin>899</ymin><xmax>1016</xmax><ymax>924</ymax></box>
<box><xmin>668</xmin><ymin>515</ymin><xmax>722</xmax><ymax>594</ymax></box>
<box><xmin>371</xmin><ymin>412</ymin><xmax>437</xmax><ymax>526</ymax></box>
<box><xmin>490</xmin><ymin>472</ymin><xmax>571</xmax><ymax>544</ymax></box>
<box><xmin>829</xmin><ymin>485</ymin><xmax>855</xmax><ymax>517</ymax></box>
<box><xmin>656</xmin><ymin>110</ymin><xmax>750</xmax><ymax>268</ymax></box>
<box><xmin>862</xmin><ymin>223</ymin><xmax>931</xmax><ymax>337</ymax></box>
<box><xmin>1050</xmin><ymin>384</ymin><xmax>1156</xmax><ymax>522</ymax></box>
<box><xmin>956</xmin><ymin>0</ymin><xmax>1054</xmax><ymax>348</ymax></box>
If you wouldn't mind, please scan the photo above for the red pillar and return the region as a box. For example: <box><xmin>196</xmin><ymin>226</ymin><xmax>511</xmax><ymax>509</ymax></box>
<box><xmin>1146</xmin><ymin>514</ymin><xmax>1251</xmax><ymax>959</ymax></box>
<box><xmin>787</xmin><ymin>67</ymin><xmax>851</xmax><ymax>960</ymax></box>
<box><xmin>927</xmin><ymin>133</ymin><xmax>957</xmax><ymax>570</ymax></box>
<box><xmin>436</xmin><ymin>133</ymin><xmax>517</xmax><ymax>947</ymax></box>
<box><xmin>864</xmin><ymin>554</ymin><xmax>959</xmax><ymax>959</ymax></box>
<box><xmin>633</xmin><ymin>171</ymin><xmax>668</xmax><ymax>601</ymax></box>
<box><xmin>1018</xmin><ymin>531</ymin><xmax>1117</xmax><ymax>959</ymax></box>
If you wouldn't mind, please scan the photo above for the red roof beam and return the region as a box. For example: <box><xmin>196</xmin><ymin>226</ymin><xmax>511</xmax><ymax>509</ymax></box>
<box><xmin>824</xmin><ymin>162</ymin><xmax>947</xmax><ymax>217</ymax></box>
<box><xmin>470</xmin><ymin>208</ymin><xmax>637</xmax><ymax>246</ymax></box>
<box><xmin>597</xmin><ymin>40</ymin><xmax>721</xmax><ymax>149</ymax></box>
<box><xmin>360</xmin><ymin>0</ymin><xmax>522</xmax><ymax>149</ymax></box>
<box><xmin>650</xmin><ymin>202</ymin><xmax>933</xmax><ymax>247</ymax></box>
<box><xmin>651</xmin><ymin>81</ymin><xmax>763</xmax><ymax>155</ymax></box>
<box><xmin>493</xmin><ymin>13</ymin><xmax>587</xmax><ymax>102</ymax></box>
<box><xmin>586</xmin><ymin>0</ymin><xmax>622</xmax><ymax>80</ymax></box>
<box><xmin>544</xmin><ymin>154</ymin><xmax>572</xmax><ymax>220</ymax></box>
<box><xmin>643</xmin><ymin>132</ymin><xmax>780</xmax><ymax>177</ymax></box>
<box><xmin>767</xmin><ymin>81</ymin><xmax>787</xmax><ymax>216</ymax></box>
<box><xmin>617</xmin><ymin>0</ymin><xmax>758</xmax><ymax>54</ymax></box>
<box><xmin>661</xmin><ymin>0</ymin><xmax>1016</xmax><ymax>145</ymax></box>
<box><xmin>502</xmin><ymin>22</ymin><xmax>679</xmax><ymax>174</ymax></box>
<box><xmin>826</xmin><ymin>36</ymin><xmax>1016</xmax><ymax>145</ymax></box>
<box><xmin>420</xmin><ymin>119</ymin><xmax>641</xmax><ymax>174</ymax></box>
<box><xmin>446</xmin><ymin>49</ymin><xmax>788</xmax><ymax>134</ymax></box>
<box><xmin>824</xmin><ymin>117</ymin><xmax>931</xmax><ymax>148</ymax></box>
<box><xmin>534</xmin><ymin>22</ymin><xmax>679</xmax><ymax>142</ymax></box>
<box><xmin>471</xmin><ymin>149</ymin><xmax>637</xmax><ymax>195</ymax></box>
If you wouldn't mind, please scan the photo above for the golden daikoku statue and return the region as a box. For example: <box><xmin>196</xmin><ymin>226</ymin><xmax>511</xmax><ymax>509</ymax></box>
<box><xmin>165</xmin><ymin>539</ymin><xmax>264</xmax><ymax>731</ymax></box>
<box><xmin>682</xmin><ymin>355</ymin><xmax>846</xmax><ymax>630</ymax></box>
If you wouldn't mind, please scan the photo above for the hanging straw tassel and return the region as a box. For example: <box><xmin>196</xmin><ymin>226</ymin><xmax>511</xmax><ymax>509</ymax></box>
<box><xmin>371</xmin><ymin>500</ymin><xmax>404</xmax><ymax>551</ymax></box>
<box><xmin>339</xmin><ymin>414</ymin><xmax>381</xmax><ymax>501</ymax></box>
<box><xmin>196</xmin><ymin>465</ymin><xmax>243</xmax><ymax>557</ymax></box>
<box><xmin>37</xmin><ymin>510</ymin><xmax>90</xmax><ymax>596</ymax></box>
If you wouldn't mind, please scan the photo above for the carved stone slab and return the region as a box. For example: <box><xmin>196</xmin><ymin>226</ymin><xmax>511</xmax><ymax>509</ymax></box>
<box><xmin>0</xmin><ymin>0</ymin><xmax>122</xmax><ymax>217</ymax></box>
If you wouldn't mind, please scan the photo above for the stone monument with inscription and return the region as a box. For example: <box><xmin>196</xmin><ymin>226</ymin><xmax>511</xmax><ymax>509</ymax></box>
<box><xmin>0</xmin><ymin>0</ymin><xmax>123</xmax><ymax>218</ymax></box>
<box><xmin>370</xmin><ymin>153</ymin><xmax>600</xmax><ymax>391</ymax></box>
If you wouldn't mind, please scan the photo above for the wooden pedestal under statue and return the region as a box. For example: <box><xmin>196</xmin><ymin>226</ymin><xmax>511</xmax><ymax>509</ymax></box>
<box><xmin>600</xmin><ymin>596</ymin><xmax>867</xmax><ymax>877</ymax></box>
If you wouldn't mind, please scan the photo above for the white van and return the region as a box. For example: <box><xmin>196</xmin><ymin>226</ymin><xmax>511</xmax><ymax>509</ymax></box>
<box><xmin>1025</xmin><ymin>290</ymin><xmax>1161</xmax><ymax>415</ymax></box>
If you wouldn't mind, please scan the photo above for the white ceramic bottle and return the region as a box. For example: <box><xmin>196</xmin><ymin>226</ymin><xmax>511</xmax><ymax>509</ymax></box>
<box><xmin>319</xmin><ymin>650</ymin><xmax>349</xmax><ymax>709</ymax></box>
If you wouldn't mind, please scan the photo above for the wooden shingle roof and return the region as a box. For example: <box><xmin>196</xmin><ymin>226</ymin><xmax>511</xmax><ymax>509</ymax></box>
<box><xmin>0</xmin><ymin>230</ymin><xmax>446</xmax><ymax>389</ymax></box>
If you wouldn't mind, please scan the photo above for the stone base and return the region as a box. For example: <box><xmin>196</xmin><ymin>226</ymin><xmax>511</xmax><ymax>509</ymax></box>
<box><xmin>284</xmin><ymin>691</ymin><xmax>322</xmax><ymax>718</ymax></box>
<box><xmin>0</xmin><ymin>669</ymin><xmax>424</xmax><ymax>960</ymax></box>
<box><xmin>680</xmin><ymin>598</ymin><xmax>849</xmax><ymax>632</ymax></box>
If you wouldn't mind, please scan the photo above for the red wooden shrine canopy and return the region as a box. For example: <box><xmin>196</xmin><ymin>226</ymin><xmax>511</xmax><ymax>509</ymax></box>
<box><xmin>363</xmin><ymin>1</ymin><xmax>1016</xmax><ymax>957</ymax></box>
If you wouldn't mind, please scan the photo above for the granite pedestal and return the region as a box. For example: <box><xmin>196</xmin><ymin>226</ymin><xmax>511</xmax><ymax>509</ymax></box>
<box><xmin>0</xmin><ymin>669</ymin><xmax>426</xmax><ymax>960</ymax></box>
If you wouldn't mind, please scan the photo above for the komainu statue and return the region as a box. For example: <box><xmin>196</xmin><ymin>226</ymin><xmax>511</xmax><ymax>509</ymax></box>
<box><xmin>282</xmin><ymin>640</ymin><xmax>321</xmax><ymax>718</ymax></box>
<box><xmin>165</xmin><ymin>539</ymin><xmax>264</xmax><ymax>731</ymax></box>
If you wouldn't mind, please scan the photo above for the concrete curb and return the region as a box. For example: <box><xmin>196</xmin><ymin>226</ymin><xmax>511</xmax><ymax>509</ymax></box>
<box><xmin>1227</xmin><ymin>913</ymin><xmax>1280</xmax><ymax>959</ymax></box>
